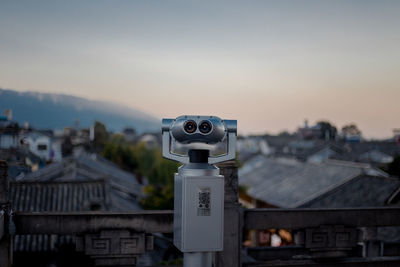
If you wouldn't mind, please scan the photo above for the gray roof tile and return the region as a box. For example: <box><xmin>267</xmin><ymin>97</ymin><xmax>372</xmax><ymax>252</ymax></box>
<box><xmin>11</xmin><ymin>153</ymin><xmax>143</xmax><ymax>253</ymax></box>
<box><xmin>301</xmin><ymin>175</ymin><xmax>400</xmax><ymax>208</ymax></box>
<box><xmin>239</xmin><ymin>155</ymin><xmax>389</xmax><ymax>208</ymax></box>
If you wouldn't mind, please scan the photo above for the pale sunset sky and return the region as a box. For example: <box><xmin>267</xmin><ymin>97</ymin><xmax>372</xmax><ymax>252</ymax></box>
<box><xmin>0</xmin><ymin>1</ymin><xmax>399</xmax><ymax>138</ymax></box>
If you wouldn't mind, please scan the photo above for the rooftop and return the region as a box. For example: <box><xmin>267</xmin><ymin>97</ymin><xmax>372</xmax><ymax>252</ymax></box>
<box><xmin>14</xmin><ymin>153</ymin><xmax>142</xmax><ymax>211</ymax></box>
<box><xmin>239</xmin><ymin>155</ymin><xmax>390</xmax><ymax>208</ymax></box>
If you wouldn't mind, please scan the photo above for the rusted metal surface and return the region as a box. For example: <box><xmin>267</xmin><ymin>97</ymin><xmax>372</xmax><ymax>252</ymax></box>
<box><xmin>14</xmin><ymin>211</ymin><xmax>173</xmax><ymax>234</ymax></box>
<box><xmin>244</xmin><ymin>207</ymin><xmax>400</xmax><ymax>230</ymax></box>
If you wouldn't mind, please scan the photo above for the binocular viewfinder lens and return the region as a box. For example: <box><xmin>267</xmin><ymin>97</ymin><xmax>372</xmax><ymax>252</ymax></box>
<box><xmin>199</xmin><ymin>121</ymin><xmax>212</xmax><ymax>134</ymax></box>
<box><xmin>184</xmin><ymin>120</ymin><xmax>197</xmax><ymax>133</ymax></box>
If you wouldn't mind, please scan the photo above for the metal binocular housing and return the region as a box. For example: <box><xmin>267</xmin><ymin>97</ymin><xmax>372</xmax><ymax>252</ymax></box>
<box><xmin>162</xmin><ymin>115</ymin><xmax>237</xmax><ymax>164</ymax></box>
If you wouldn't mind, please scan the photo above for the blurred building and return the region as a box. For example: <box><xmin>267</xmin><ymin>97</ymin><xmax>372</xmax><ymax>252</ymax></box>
<box><xmin>238</xmin><ymin>155</ymin><xmax>397</xmax><ymax>208</ymax></box>
<box><xmin>135</xmin><ymin>133</ymin><xmax>161</xmax><ymax>149</ymax></box>
<box><xmin>10</xmin><ymin>153</ymin><xmax>145</xmax><ymax>266</ymax></box>
<box><xmin>394</xmin><ymin>128</ymin><xmax>400</xmax><ymax>144</ymax></box>
<box><xmin>0</xmin><ymin>110</ymin><xmax>21</xmax><ymax>149</ymax></box>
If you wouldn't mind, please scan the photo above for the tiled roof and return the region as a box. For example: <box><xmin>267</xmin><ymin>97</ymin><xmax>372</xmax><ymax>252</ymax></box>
<box><xmin>10</xmin><ymin>153</ymin><xmax>143</xmax><ymax>253</ymax></box>
<box><xmin>239</xmin><ymin>155</ymin><xmax>389</xmax><ymax>208</ymax></box>
<box><xmin>16</xmin><ymin>153</ymin><xmax>142</xmax><ymax>211</ymax></box>
<box><xmin>332</xmin><ymin>142</ymin><xmax>400</xmax><ymax>163</ymax></box>
<box><xmin>10</xmin><ymin>180</ymin><xmax>107</xmax><ymax>212</ymax></box>
<box><xmin>11</xmin><ymin>180</ymin><xmax>107</xmax><ymax>252</ymax></box>
<box><xmin>14</xmin><ymin>234</ymin><xmax>74</xmax><ymax>252</ymax></box>
<box><xmin>300</xmin><ymin>175</ymin><xmax>400</xmax><ymax>208</ymax></box>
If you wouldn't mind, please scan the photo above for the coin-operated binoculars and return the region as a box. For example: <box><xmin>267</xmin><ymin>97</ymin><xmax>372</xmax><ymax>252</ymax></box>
<box><xmin>162</xmin><ymin>115</ymin><xmax>237</xmax><ymax>267</ymax></box>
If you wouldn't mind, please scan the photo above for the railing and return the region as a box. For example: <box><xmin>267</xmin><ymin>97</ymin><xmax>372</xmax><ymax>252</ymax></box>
<box><xmin>14</xmin><ymin>211</ymin><xmax>173</xmax><ymax>234</ymax></box>
<box><xmin>244</xmin><ymin>207</ymin><xmax>400</xmax><ymax>266</ymax></box>
<box><xmin>2</xmin><ymin>160</ymin><xmax>400</xmax><ymax>266</ymax></box>
<box><xmin>14</xmin><ymin>211</ymin><xmax>173</xmax><ymax>266</ymax></box>
<box><xmin>244</xmin><ymin>207</ymin><xmax>400</xmax><ymax>229</ymax></box>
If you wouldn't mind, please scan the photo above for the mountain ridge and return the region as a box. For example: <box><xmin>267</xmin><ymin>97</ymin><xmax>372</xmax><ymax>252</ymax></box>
<box><xmin>0</xmin><ymin>88</ymin><xmax>160</xmax><ymax>133</ymax></box>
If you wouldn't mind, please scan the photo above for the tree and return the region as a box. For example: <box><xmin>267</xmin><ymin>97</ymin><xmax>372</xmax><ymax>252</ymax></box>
<box><xmin>101</xmin><ymin>136</ymin><xmax>180</xmax><ymax>209</ymax></box>
<box><xmin>93</xmin><ymin>121</ymin><xmax>108</xmax><ymax>151</ymax></box>
<box><xmin>139</xmin><ymin>148</ymin><xmax>179</xmax><ymax>209</ymax></box>
<box><xmin>316</xmin><ymin>121</ymin><xmax>337</xmax><ymax>141</ymax></box>
<box><xmin>102</xmin><ymin>140</ymin><xmax>139</xmax><ymax>173</ymax></box>
<box><xmin>342</xmin><ymin>124</ymin><xmax>362</xmax><ymax>136</ymax></box>
<box><xmin>61</xmin><ymin>135</ymin><xmax>73</xmax><ymax>157</ymax></box>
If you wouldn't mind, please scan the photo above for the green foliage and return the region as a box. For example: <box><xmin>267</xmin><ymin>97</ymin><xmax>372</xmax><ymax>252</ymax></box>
<box><xmin>102</xmin><ymin>138</ymin><xmax>138</xmax><ymax>173</ymax></box>
<box><xmin>341</xmin><ymin>124</ymin><xmax>361</xmax><ymax>136</ymax></box>
<box><xmin>235</xmin><ymin>151</ymin><xmax>243</xmax><ymax>168</ymax></box>
<box><xmin>93</xmin><ymin>121</ymin><xmax>108</xmax><ymax>151</ymax></box>
<box><xmin>141</xmin><ymin>183</ymin><xmax>175</xmax><ymax>210</ymax></box>
<box><xmin>316</xmin><ymin>121</ymin><xmax>337</xmax><ymax>140</ymax></box>
<box><xmin>139</xmin><ymin>146</ymin><xmax>180</xmax><ymax>210</ymax></box>
<box><xmin>238</xmin><ymin>185</ymin><xmax>249</xmax><ymax>194</ymax></box>
<box><xmin>101</xmin><ymin>134</ymin><xmax>180</xmax><ymax>210</ymax></box>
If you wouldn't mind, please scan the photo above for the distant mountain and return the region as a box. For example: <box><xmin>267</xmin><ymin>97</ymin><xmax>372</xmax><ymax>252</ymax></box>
<box><xmin>0</xmin><ymin>88</ymin><xmax>160</xmax><ymax>133</ymax></box>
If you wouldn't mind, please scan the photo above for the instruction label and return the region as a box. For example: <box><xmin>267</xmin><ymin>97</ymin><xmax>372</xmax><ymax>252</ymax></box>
<box><xmin>197</xmin><ymin>187</ymin><xmax>211</xmax><ymax>216</ymax></box>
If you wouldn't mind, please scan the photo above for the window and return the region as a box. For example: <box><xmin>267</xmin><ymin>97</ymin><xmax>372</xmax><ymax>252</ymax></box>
<box><xmin>37</xmin><ymin>144</ymin><xmax>47</xmax><ymax>151</ymax></box>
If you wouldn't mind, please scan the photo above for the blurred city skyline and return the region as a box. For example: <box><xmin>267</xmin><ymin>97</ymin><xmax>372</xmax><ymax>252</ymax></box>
<box><xmin>1</xmin><ymin>1</ymin><xmax>399</xmax><ymax>138</ymax></box>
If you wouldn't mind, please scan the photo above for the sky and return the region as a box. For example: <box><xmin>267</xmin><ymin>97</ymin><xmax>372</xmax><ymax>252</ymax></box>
<box><xmin>0</xmin><ymin>1</ymin><xmax>399</xmax><ymax>138</ymax></box>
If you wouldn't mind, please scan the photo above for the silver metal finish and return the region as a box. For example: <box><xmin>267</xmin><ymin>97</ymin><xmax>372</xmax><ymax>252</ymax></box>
<box><xmin>171</xmin><ymin>116</ymin><xmax>226</xmax><ymax>144</ymax></box>
<box><xmin>162</xmin><ymin>116</ymin><xmax>237</xmax><ymax>164</ymax></box>
<box><xmin>174</xmin><ymin>164</ymin><xmax>224</xmax><ymax>252</ymax></box>
<box><xmin>208</xmin><ymin>131</ymin><xmax>236</xmax><ymax>164</ymax></box>
<box><xmin>183</xmin><ymin>252</ymin><xmax>212</xmax><ymax>267</ymax></box>
<box><xmin>162</xmin><ymin>115</ymin><xmax>237</xmax><ymax>267</ymax></box>
<box><xmin>162</xmin><ymin>131</ymin><xmax>190</xmax><ymax>164</ymax></box>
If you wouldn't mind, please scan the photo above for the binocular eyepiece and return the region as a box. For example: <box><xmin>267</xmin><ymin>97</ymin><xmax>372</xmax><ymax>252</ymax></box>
<box><xmin>162</xmin><ymin>115</ymin><xmax>237</xmax><ymax>164</ymax></box>
<box><xmin>183</xmin><ymin>120</ymin><xmax>197</xmax><ymax>133</ymax></box>
<box><xmin>163</xmin><ymin>115</ymin><xmax>235</xmax><ymax>145</ymax></box>
<box><xmin>183</xmin><ymin>120</ymin><xmax>213</xmax><ymax>134</ymax></box>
